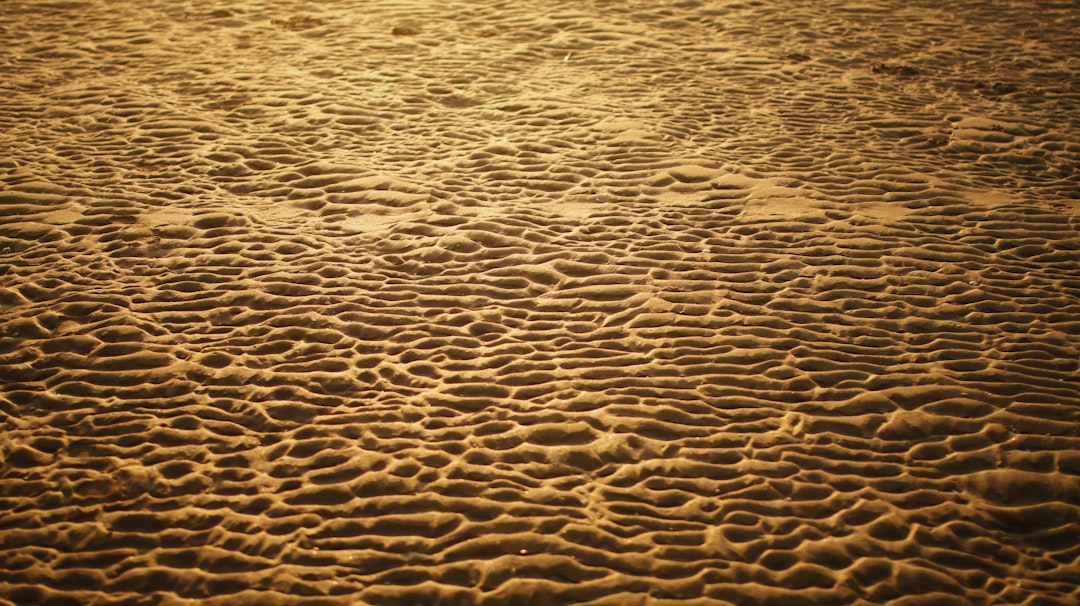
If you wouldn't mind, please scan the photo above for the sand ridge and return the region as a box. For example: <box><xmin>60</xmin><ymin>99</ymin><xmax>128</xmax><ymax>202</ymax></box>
<box><xmin>2</xmin><ymin>0</ymin><xmax>1080</xmax><ymax>605</ymax></box>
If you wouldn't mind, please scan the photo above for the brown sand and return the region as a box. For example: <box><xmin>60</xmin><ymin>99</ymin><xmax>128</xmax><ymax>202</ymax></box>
<box><xmin>2</xmin><ymin>0</ymin><xmax>1080</xmax><ymax>604</ymax></box>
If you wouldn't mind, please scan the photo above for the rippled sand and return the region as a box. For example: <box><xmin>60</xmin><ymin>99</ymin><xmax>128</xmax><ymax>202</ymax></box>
<box><xmin>2</xmin><ymin>1</ymin><xmax>1080</xmax><ymax>604</ymax></box>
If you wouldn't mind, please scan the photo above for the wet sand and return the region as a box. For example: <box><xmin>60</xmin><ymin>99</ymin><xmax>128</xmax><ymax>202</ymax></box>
<box><xmin>2</xmin><ymin>0</ymin><xmax>1080</xmax><ymax>604</ymax></box>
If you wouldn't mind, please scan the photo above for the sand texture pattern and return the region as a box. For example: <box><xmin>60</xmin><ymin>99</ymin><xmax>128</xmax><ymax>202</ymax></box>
<box><xmin>2</xmin><ymin>0</ymin><xmax>1080</xmax><ymax>604</ymax></box>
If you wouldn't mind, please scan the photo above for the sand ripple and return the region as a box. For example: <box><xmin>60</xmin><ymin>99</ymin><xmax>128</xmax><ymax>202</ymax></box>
<box><xmin>2</xmin><ymin>0</ymin><xmax>1080</xmax><ymax>604</ymax></box>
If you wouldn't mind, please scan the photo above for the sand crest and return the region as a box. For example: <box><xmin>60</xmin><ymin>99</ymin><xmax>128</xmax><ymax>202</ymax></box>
<box><xmin>2</xmin><ymin>1</ymin><xmax>1080</xmax><ymax>604</ymax></box>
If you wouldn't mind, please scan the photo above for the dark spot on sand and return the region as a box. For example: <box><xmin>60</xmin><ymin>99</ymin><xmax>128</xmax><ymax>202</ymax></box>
<box><xmin>392</xmin><ymin>23</ymin><xmax>422</xmax><ymax>36</ymax></box>
<box><xmin>872</xmin><ymin>62</ymin><xmax>918</xmax><ymax>77</ymax></box>
<box><xmin>977</xmin><ymin>81</ymin><xmax>1019</xmax><ymax>96</ymax></box>
<box><xmin>271</xmin><ymin>15</ymin><xmax>326</xmax><ymax>31</ymax></box>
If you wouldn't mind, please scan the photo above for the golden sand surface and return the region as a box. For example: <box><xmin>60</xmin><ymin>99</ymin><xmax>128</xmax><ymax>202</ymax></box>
<box><xmin>2</xmin><ymin>0</ymin><xmax>1080</xmax><ymax>604</ymax></box>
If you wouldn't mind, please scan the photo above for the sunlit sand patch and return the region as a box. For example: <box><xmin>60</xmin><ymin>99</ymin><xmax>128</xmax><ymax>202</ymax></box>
<box><xmin>592</xmin><ymin>117</ymin><xmax>664</xmax><ymax>144</ymax></box>
<box><xmin>143</xmin><ymin>206</ymin><xmax>197</xmax><ymax>228</ymax></box>
<box><xmin>740</xmin><ymin>196</ymin><xmax>831</xmax><ymax>218</ymax></box>
<box><xmin>960</xmin><ymin>188</ymin><xmax>1020</xmax><ymax>208</ymax></box>
<box><xmin>336</xmin><ymin>209</ymin><xmax>432</xmax><ymax>234</ymax></box>
<box><xmin>547</xmin><ymin>199</ymin><xmax>611</xmax><ymax>220</ymax></box>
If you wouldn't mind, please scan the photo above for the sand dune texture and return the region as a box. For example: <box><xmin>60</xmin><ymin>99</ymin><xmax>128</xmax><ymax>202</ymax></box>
<box><xmin>2</xmin><ymin>0</ymin><xmax>1080</xmax><ymax>604</ymax></box>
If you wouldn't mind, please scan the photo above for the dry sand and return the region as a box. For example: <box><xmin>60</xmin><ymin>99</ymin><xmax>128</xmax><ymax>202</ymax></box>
<box><xmin>2</xmin><ymin>0</ymin><xmax>1080</xmax><ymax>604</ymax></box>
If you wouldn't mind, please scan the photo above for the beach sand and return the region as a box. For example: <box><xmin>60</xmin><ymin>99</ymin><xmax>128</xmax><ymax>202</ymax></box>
<box><xmin>2</xmin><ymin>0</ymin><xmax>1079</xmax><ymax>604</ymax></box>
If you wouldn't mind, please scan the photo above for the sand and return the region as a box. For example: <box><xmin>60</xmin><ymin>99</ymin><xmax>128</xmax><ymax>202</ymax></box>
<box><xmin>1</xmin><ymin>0</ymin><xmax>1079</xmax><ymax>604</ymax></box>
